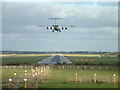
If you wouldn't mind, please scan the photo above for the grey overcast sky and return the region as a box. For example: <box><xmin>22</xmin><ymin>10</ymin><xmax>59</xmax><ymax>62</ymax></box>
<box><xmin>2</xmin><ymin>1</ymin><xmax>118</xmax><ymax>52</ymax></box>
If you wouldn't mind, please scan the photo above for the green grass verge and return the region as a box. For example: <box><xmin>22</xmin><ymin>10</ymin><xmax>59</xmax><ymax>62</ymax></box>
<box><xmin>2</xmin><ymin>66</ymin><xmax>32</xmax><ymax>79</ymax></box>
<box><xmin>2</xmin><ymin>56</ymin><xmax>49</xmax><ymax>65</ymax></box>
<box><xmin>38</xmin><ymin>83</ymin><xmax>119</xmax><ymax>88</ymax></box>
<box><xmin>65</xmin><ymin>56</ymin><xmax>119</xmax><ymax>64</ymax></box>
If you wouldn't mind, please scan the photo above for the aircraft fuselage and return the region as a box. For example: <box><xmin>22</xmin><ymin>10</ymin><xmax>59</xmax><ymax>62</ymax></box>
<box><xmin>52</xmin><ymin>25</ymin><xmax>61</xmax><ymax>32</ymax></box>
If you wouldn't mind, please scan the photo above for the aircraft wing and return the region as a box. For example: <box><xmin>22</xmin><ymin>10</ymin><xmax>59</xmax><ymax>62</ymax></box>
<box><xmin>38</xmin><ymin>25</ymin><xmax>46</xmax><ymax>27</ymax></box>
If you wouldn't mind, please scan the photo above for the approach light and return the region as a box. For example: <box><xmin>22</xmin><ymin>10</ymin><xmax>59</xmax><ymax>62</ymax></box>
<box><xmin>9</xmin><ymin>78</ymin><xmax>12</xmax><ymax>82</ymax></box>
<box><xmin>113</xmin><ymin>74</ymin><xmax>116</xmax><ymax>76</ymax></box>
<box><xmin>24</xmin><ymin>78</ymin><xmax>27</xmax><ymax>81</ymax></box>
<box><xmin>14</xmin><ymin>72</ymin><xmax>16</xmax><ymax>76</ymax></box>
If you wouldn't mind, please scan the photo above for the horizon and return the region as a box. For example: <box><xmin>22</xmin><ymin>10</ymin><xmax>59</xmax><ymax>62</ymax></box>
<box><xmin>1</xmin><ymin>50</ymin><xmax>117</xmax><ymax>52</ymax></box>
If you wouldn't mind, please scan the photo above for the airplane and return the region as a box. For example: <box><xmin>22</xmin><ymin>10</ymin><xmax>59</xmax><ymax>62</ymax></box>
<box><xmin>39</xmin><ymin>18</ymin><xmax>75</xmax><ymax>32</ymax></box>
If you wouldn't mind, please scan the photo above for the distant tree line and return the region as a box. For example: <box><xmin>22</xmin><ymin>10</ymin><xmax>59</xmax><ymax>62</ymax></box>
<box><xmin>1</xmin><ymin>51</ymin><xmax>108</xmax><ymax>54</ymax></box>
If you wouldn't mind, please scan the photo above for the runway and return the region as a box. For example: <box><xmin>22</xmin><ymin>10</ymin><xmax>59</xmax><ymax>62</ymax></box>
<box><xmin>37</xmin><ymin>55</ymin><xmax>72</xmax><ymax>64</ymax></box>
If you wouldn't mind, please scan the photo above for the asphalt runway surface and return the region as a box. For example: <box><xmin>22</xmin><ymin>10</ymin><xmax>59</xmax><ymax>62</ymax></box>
<box><xmin>37</xmin><ymin>55</ymin><xmax>72</xmax><ymax>64</ymax></box>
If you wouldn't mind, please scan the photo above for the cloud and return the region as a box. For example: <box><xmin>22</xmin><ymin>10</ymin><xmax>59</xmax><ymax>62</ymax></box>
<box><xmin>2</xmin><ymin>2</ymin><xmax>118</xmax><ymax>51</ymax></box>
<box><xmin>3</xmin><ymin>2</ymin><xmax>117</xmax><ymax>28</ymax></box>
<box><xmin>24</xmin><ymin>25</ymin><xmax>41</xmax><ymax>32</ymax></box>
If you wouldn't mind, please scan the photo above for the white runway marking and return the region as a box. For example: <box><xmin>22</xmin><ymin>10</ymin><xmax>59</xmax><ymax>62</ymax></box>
<box><xmin>37</xmin><ymin>55</ymin><xmax>72</xmax><ymax>64</ymax></box>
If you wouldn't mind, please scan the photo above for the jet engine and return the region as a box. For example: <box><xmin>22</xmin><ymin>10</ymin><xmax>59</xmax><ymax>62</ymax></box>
<box><xmin>47</xmin><ymin>27</ymin><xmax>49</xmax><ymax>29</ymax></box>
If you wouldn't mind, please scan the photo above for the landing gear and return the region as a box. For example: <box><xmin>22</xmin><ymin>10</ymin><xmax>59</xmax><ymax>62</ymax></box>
<box><xmin>52</xmin><ymin>30</ymin><xmax>54</xmax><ymax>32</ymax></box>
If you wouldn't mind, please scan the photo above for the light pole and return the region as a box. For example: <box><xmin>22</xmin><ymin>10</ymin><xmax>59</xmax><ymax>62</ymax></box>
<box><xmin>41</xmin><ymin>68</ymin><xmax>43</xmax><ymax>76</ymax></box>
<box><xmin>32</xmin><ymin>69</ymin><xmax>35</xmax><ymax>76</ymax></box>
<box><xmin>14</xmin><ymin>72</ymin><xmax>17</xmax><ymax>78</ymax></box>
<box><xmin>25</xmin><ymin>70</ymin><xmax>27</xmax><ymax>73</ymax></box>
<box><xmin>35</xmin><ymin>67</ymin><xmax>38</xmax><ymax>72</ymax></box>
<box><xmin>37</xmin><ymin>68</ymin><xmax>40</xmax><ymax>75</ymax></box>
<box><xmin>35</xmin><ymin>73</ymin><xmax>38</xmax><ymax>77</ymax></box>
<box><xmin>44</xmin><ymin>68</ymin><xmax>46</xmax><ymax>75</ymax></box>
<box><xmin>75</xmin><ymin>73</ymin><xmax>78</xmax><ymax>83</ymax></box>
<box><xmin>94</xmin><ymin>74</ymin><xmax>97</xmax><ymax>83</ymax></box>
<box><xmin>25</xmin><ymin>72</ymin><xmax>27</xmax><ymax>76</ymax></box>
<box><xmin>35</xmin><ymin>73</ymin><xmax>38</xmax><ymax>88</ymax></box>
<box><xmin>113</xmin><ymin>74</ymin><xmax>116</xmax><ymax>84</ymax></box>
<box><xmin>24</xmin><ymin>78</ymin><xmax>27</xmax><ymax>88</ymax></box>
<box><xmin>8</xmin><ymin>78</ymin><xmax>12</xmax><ymax>87</ymax></box>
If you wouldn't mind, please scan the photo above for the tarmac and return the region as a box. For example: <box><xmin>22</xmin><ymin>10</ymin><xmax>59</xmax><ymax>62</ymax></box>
<box><xmin>37</xmin><ymin>55</ymin><xmax>72</xmax><ymax>64</ymax></box>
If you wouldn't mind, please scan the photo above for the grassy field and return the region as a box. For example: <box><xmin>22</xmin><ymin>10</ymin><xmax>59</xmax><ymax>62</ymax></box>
<box><xmin>2</xmin><ymin>55</ymin><xmax>50</xmax><ymax>65</ymax></box>
<box><xmin>65</xmin><ymin>56</ymin><xmax>118</xmax><ymax>64</ymax></box>
<box><xmin>40</xmin><ymin>65</ymin><xmax>119</xmax><ymax>88</ymax></box>
<box><xmin>63</xmin><ymin>53</ymin><xmax>118</xmax><ymax>57</ymax></box>
<box><xmin>2</xmin><ymin>54</ymin><xmax>118</xmax><ymax>65</ymax></box>
<box><xmin>1</xmin><ymin>65</ymin><xmax>50</xmax><ymax>88</ymax></box>
<box><xmin>38</xmin><ymin>83</ymin><xmax>118</xmax><ymax>88</ymax></box>
<box><xmin>2</xmin><ymin>66</ymin><xmax>32</xmax><ymax>79</ymax></box>
<box><xmin>2</xmin><ymin>65</ymin><xmax>119</xmax><ymax>88</ymax></box>
<box><xmin>45</xmin><ymin>65</ymin><xmax>118</xmax><ymax>82</ymax></box>
<box><xmin>1</xmin><ymin>54</ymin><xmax>119</xmax><ymax>88</ymax></box>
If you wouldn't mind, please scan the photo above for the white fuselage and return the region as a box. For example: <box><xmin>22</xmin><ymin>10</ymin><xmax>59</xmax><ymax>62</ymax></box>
<box><xmin>52</xmin><ymin>25</ymin><xmax>61</xmax><ymax>32</ymax></box>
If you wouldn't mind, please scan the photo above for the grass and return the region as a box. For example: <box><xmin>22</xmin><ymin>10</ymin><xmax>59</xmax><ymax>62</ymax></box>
<box><xmin>47</xmin><ymin>65</ymin><xmax>118</xmax><ymax>82</ymax></box>
<box><xmin>42</xmin><ymin>65</ymin><xmax>118</xmax><ymax>88</ymax></box>
<box><xmin>2</xmin><ymin>54</ymin><xmax>119</xmax><ymax>65</ymax></box>
<box><xmin>63</xmin><ymin>54</ymin><xmax>101</xmax><ymax>57</ymax></box>
<box><xmin>2</xmin><ymin>56</ymin><xmax>50</xmax><ymax>65</ymax></box>
<box><xmin>65</xmin><ymin>56</ymin><xmax>119</xmax><ymax>64</ymax></box>
<box><xmin>38</xmin><ymin>83</ymin><xmax>119</xmax><ymax>88</ymax></box>
<box><xmin>1</xmin><ymin>54</ymin><xmax>119</xmax><ymax>88</ymax></box>
<box><xmin>2</xmin><ymin>65</ymin><xmax>119</xmax><ymax>88</ymax></box>
<box><xmin>2</xmin><ymin>66</ymin><xmax>32</xmax><ymax>79</ymax></box>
